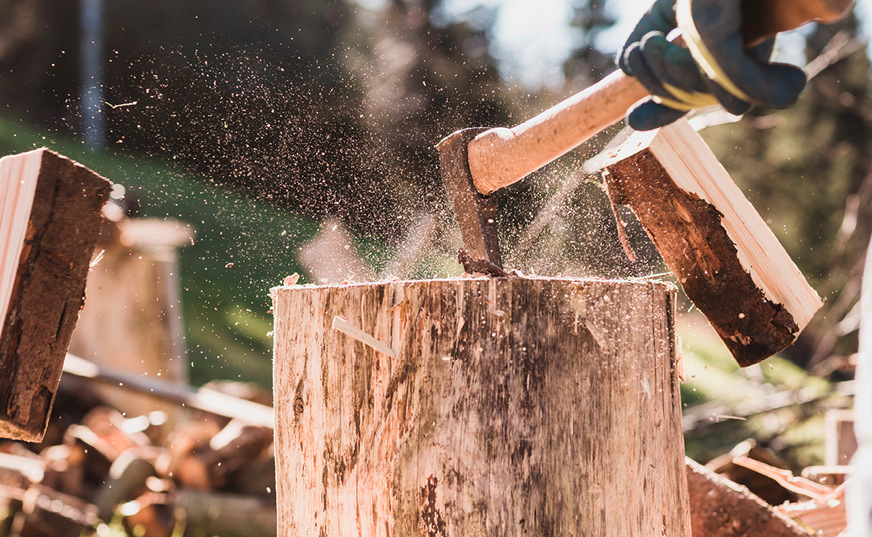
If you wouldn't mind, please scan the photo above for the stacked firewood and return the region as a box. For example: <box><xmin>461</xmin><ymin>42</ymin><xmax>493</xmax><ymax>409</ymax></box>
<box><xmin>689</xmin><ymin>439</ymin><xmax>850</xmax><ymax>537</ymax></box>
<box><xmin>0</xmin><ymin>380</ymin><xmax>277</xmax><ymax>537</ymax></box>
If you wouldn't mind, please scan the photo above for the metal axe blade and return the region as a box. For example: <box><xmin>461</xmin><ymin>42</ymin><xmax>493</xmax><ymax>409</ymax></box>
<box><xmin>436</xmin><ymin>127</ymin><xmax>503</xmax><ymax>268</ymax></box>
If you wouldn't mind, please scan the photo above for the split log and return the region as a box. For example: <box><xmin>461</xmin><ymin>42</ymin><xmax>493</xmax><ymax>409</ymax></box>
<box><xmin>121</xmin><ymin>491</ymin><xmax>176</xmax><ymax>537</ymax></box>
<box><xmin>93</xmin><ymin>448</ymin><xmax>158</xmax><ymax>521</ymax></box>
<box><xmin>686</xmin><ymin>457</ymin><xmax>812</xmax><ymax>536</ymax></box>
<box><xmin>175</xmin><ymin>489</ymin><xmax>278</xmax><ymax>537</ymax></box>
<box><xmin>12</xmin><ymin>483</ymin><xmax>99</xmax><ymax>537</ymax></box>
<box><xmin>272</xmin><ymin>277</ymin><xmax>689</xmax><ymax>536</ymax></box>
<box><xmin>705</xmin><ymin>439</ymin><xmax>796</xmax><ymax>505</ymax></box>
<box><xmin>65</xmin><ymin>425</ymin><xmax>115</xmax><ymax>475</ymax></box>
<box><xmin>62</xmin><ymin>353</ymin><xmax>275</xmax><ymax>428</ymax></box>
<box><xmin>0</xmin><ymin>149</ymin><xmax>111</xmax><ymax>441</ymax></box>
<box><xmin>173</xmin><ymin>419</ymin><xmax>273</xmax><ymax>491</ymax></box>
<box><xmin>801</xmin><ymin>466</ymin><xmax>848</xmax><ymax>487</ymax></box>
<box><xmin>121</xmin><ymin>489</ymin><xmax>278</xmax><ymax>537</ymax></box>
<box><xmin>778</xmin><ymin>498</ymin><xmax>847</xmax><ymax>537</ymax></box>
<box><xmin>40</xmin><ymin>443</ymin><xmax>87</xmax><ymax>499</ymax></box>
<box><xmin>602</xmin><ymin>119</ymin><xmax>822</xmax><ymax>366</ymax></box>
<box><xmin>0</xmin><ymin>451</ymin><xmax>44</xmax><ymax>489</ymax></box>
<box><xmin>79</xmin><ymin>406</ymin><xmax>151</xmax><ymax>458</ymax></box>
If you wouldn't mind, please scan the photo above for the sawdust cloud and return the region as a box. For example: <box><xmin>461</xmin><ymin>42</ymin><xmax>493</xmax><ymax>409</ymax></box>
<box><xmin>93</xmin><ymin>38</ymin><xmax>661</xmax><ymax>286</ymax></box>
<box><xmin>41</xmin><ymin>34</ymin><xmax>669</xmax><ymax>387</ymax></box>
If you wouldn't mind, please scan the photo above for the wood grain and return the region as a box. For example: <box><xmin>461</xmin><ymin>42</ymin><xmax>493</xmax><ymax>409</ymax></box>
<box><xmin>603</xmin><ymin>119</ymin><xmax>821</xmax><ymax>366</ymax></box>
<box><xmin>0</xmin><ymin>149</ymin><xmax>110</xmax><ymax>442</ymax></box>
<box><xmin>272</xmin><ymin>277</ymin><xmax>689</xmax><ymax>536</ymax></box>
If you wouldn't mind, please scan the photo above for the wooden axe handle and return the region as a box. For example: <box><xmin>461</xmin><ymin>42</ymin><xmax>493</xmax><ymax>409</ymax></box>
<box><xmin>468</xmin><ymin>0</ymin><xmax>853</xmax><ymax>196</ymax></box>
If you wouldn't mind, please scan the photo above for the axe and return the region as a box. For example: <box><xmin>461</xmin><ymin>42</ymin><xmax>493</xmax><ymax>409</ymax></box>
<box><xmin>437</xmin><ymin>0</ymin><xmax>852</xmax><ymax>267</ymax></box>
<box><xmin>436</xmin><ymin>0</ymin><xmax>849</xmax><ymax>365</ymax></box>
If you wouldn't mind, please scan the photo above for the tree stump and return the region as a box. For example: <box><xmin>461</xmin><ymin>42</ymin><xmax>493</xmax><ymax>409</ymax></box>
<box><xmin>68</xmin><ymin>216</ymin><xmax>193</xmax><ymax>430</ymax></box>
<box><xmin>272</xmin><ymin>277</ymin><xmax>689</xmax><ymax>536</ymax></box>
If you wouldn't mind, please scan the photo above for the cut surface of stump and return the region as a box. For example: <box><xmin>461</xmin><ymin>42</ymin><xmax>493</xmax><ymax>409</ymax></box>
<box><xmin>0</xmin><ymin>149</ymin><xmax>111</xmax><ymax>442</ymax></box>
<box><xmin>272</xmin><ymin>276</ymin><xmax>689</xmax><ymax>536</ymax></box>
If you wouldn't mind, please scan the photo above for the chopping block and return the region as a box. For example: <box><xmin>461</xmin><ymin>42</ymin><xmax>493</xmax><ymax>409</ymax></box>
<box><xmin>272</xmin><ymin>276</ymin><xmax>690</xmax><ymax>536</ymax></box>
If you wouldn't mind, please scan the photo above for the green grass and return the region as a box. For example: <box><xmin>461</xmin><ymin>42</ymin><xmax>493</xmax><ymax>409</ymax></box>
<box><xmin>0</xmin><ymin>116</ymin><xmax>324</xmax><ymax>389</ymax></box>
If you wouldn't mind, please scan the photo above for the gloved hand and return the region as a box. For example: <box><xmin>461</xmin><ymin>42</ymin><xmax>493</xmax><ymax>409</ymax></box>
<box><xmin>617</xmin><ymin>0</ymin><xmax>807</xmax><ymax>131</ymax></box>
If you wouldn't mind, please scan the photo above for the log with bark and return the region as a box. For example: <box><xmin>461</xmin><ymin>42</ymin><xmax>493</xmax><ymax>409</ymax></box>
<box><xmin>601</xmin><ymin>119</ymin><xmax>822</xmax><ymax>366</ymax></box>
<box><xmin>0</xmin><ymin>149</ymin><xmax>111</xmax><ymax>441</ymax></box>
<box><xmin>272</xmin><ymin>276</ymin><xmax>689</xmax><ymax>536</ymax></box>
<box><xmin>686</xmin><ymin>457</ymin><xmax>812</xmax><ymax>536</ymax></box>
<box><xmin>171</xmin><ymin>419</ymin><xmax>273</xmax><ymax>491</ymax></box>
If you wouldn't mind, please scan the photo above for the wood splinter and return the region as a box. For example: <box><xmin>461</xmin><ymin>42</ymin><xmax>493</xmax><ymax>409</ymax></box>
<box><xmin>331</xmin><ymin>315</ymin><xmax>396</xmax><ymax>358</ymax></box>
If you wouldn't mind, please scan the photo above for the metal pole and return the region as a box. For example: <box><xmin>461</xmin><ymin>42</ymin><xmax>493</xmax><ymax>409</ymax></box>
<box><xmin>80</xmin><ymin>0</ymin><xmax>105</xmax><ymax>150</ymax></box>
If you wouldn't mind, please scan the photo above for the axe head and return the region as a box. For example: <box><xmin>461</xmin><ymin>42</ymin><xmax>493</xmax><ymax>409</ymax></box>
<box><xmin>436</xmin><ymin>127</ymin><xmax>503</xmax><ymax>268</ymax></box>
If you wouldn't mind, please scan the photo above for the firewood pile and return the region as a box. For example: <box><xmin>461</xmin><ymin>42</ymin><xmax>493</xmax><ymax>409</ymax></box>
<box><xmin>0</xmin><ymin>375</ymin><xmax>277</xmax><ymax>537</ymax></box>
<box><xmin>689</xmin><ymin>439</ymin><xmax>850</xmax><ymax>537</ymax></box>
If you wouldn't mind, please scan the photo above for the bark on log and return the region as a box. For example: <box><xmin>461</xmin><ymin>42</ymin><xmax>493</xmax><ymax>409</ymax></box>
<box><xmin>272</xmin><ymin>276</ymin><xmax>689</xmax><ymax>536</ymax></box>
<box><xmin>12</xmin><ymin>483</ymin><xmax>100</xmax><ymax>537</ymax></box>
<box><xmin>93</xmin><ymin>448</ymin><xmax>157</xmax><ymax>521</ymax></box>
<box><xmin>175</xmin><ymin>489</ymin><xmax>278</xmax><ymax>537</ymax></box>
<box><xmin>0</xmin><ymin>149</ymin><xmax>111</xmax><ymax>442</ymax></box>
<box><xmin>601</xmin><ymin>119</ymin><xmax>821</xmax><ymax>366</ymax></box>
<box><xmin>173</xmin><ymin>419</ymin><xmax>273</xmax><ymax>491</ymax></box>
<box><xmin>686</xmin><ymin>457</ymin><xmax>812</xmax><ymax>536</ymax></box>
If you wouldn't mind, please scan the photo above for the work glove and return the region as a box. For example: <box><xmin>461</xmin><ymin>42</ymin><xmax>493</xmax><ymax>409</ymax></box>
<box><xmin>617</xmin><ymin>0</ymin><xmax>807</xmax><ymax>130</ymax></box>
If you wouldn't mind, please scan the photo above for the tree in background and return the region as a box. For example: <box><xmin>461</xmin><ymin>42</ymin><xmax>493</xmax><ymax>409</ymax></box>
<box><xmin>0</xmin><ymin>0</ymin><xmax>514</xmax><ymax>237</ymax></box>
<box><xmin>341</xmin><ymin>0</ymin><xmax>513</xmax><ymax>228</ymax></box>
<box><xmin>563</xmin><ymin>0</ymin><xmax>615</xmax><ymax>86</ymax></box>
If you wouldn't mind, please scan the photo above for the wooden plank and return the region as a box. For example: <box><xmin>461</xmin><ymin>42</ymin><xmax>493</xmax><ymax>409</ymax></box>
<box><xmin>272</xmin><ymin>277</ymin><xmax>690</xmax><ymax>536</ymax></box>
<box><xmin>603</xmin><ymin>119</ymin><xmax>822</xmax><ymax>366</ymax></box>
<box><xmin>825</xmin><ymin>409</ymin><xmax>857</xmax><ymax>465</ymax></box>
<box><xmin>0</xmin><ymin>149</ymin><xmax>111</xmax><ymax>442</ymax></box>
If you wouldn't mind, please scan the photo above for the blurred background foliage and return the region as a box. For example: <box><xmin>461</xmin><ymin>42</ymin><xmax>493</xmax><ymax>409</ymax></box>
<box><xmin>0</xmin><ymin>0</ymin><xmax>870</xmax><ymax>466</ymax></box>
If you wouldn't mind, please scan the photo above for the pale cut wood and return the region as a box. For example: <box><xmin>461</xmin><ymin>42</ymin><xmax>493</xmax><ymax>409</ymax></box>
<box><xmin>603</xmin><ymin>118</ymin><xmax>822</xmax><ymax>366</ymax></box>
<box><xmin>0</xmin><ymin>149</ymin><xmax>111</xmax><ymax>442</ymax></box>
<box><xmin>0</xmin><ymin>150</ymin><xmax>42</xmax><ymax>339</ymax></box>
<box><xmin>272</xmin><ymin>277</ymin><xmax>690</xmax><ymax>536</ymax></box>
